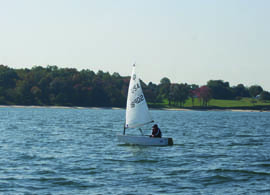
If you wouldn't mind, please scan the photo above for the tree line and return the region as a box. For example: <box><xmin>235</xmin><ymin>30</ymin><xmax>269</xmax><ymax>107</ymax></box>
<box><xmin>0</xmin><ymin>65</ymin><xmax>270</xmax><ymax>107</ymax></box>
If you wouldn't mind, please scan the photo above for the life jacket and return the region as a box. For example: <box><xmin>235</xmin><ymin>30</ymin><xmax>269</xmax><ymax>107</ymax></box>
<box><xmin>154</xmin><ymin>128</ymin><xmax>162</xmax><ymax>138</ymax></box>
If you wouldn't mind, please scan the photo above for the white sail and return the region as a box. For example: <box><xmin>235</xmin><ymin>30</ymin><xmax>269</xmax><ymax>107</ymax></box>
<box><xmin>125</xmin><ymin>65</ymin><xmax>153</xmax><ymax>128</ymax></box>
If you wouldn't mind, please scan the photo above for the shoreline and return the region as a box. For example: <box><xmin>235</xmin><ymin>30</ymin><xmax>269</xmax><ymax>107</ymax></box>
<box><xmin>0</xmin><ymin>105</ymin><xmax>123</xmax><ymax>110</ymax></box>
<box><xmin>1</xmin><ymin>105</ymin><xmax>269</xmax><ymax>112</ymax></box>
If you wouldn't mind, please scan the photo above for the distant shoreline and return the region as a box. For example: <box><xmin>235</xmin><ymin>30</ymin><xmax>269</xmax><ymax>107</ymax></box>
<box><xmin>1</xmin><ymin>105</ymin><xmax>269</xmax><ymax>112</ymax></box>
<box><xmin>0</xmin><ymin>105</ymin><xmax>123</xmax><ymax>110</ymax></box>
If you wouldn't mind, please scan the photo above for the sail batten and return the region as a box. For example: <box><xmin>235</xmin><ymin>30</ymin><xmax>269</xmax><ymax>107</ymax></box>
<box><xmin>125</xmin><ymin>65</ymin><xmax>153</xmax><ymax>129</ymax></box>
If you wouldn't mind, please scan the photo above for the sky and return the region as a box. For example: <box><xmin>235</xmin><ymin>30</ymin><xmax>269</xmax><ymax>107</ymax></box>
<box><xmin>0</xmin><ymin>0</ymin><xmax>270</xmax><ymax>90</ymax></box>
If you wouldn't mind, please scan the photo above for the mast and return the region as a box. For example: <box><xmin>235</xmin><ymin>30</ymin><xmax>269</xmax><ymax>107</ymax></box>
<box><xmin>123</xmin><ymin>124</ymin><xmax>126</xmax><ymax>135</ymax></box>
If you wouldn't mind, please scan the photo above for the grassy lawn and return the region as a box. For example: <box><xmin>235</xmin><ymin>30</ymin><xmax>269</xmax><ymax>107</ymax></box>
<box><xmin>149</xmin><ymin>98</ymin><xmax>270</xmax><ymax>108</ymax></box>
<box><xmin>208</xmin><ymin>98</ymin><xmax>270</xmax><ymax>107</ymax></box>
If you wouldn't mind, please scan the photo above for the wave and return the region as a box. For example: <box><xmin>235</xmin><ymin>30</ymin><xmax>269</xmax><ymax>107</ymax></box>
<box><xmin>104</xmin><ymin>158</ymin><xmax>159</xmax><ymax>164</ymax></box>
<box><xmin>209</xmin><ymin>168</ymin><xmax>270</xmax><ymax>176</ymax></box>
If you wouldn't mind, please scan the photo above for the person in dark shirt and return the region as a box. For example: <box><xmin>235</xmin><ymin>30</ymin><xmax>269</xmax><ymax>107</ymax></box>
<box><xmin>151</xmin><ymin>124</ymin><xmax>162</xmax><ymax>138</ymax></box>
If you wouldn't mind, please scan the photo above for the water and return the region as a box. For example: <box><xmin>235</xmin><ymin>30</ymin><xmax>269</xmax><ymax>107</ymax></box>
<box><xmin>0</xmin><ymin>107</ymin><xmax>270</xmax><ymax>194</ymax></box>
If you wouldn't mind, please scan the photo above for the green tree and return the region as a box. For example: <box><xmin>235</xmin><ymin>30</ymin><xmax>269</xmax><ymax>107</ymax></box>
<box><xmin>0</xmin><ymin>65</ymin><xmax>18</xmax><ymax>104</ymax></box>
<box><xmin>159</xmin><ymin>77</ymin><xmax>171</xmax><ymax>104</ymax></box>
<box><xmin>177</xmin><ymin>83</ymin><xmax>190</xmax><ymax>107</ymax></box>
<box><xmin>144</xmin><ymin>82</ymin><xmax>159</xmax><ymax>103</ymax></box>
<box><xmin>259</xmin><ymin>91</ymin><xmax>270</xmax><ymax>101</ymax></box>
<box><xmin>207</xmin><ymin>80</ymin><xmax>233</xmax><ymax>99</ymax></box>
<box><xmin>168</xmin><ymin>83</ymin><xmax>189</xmax><ymax>107</ymax></box>
<box><xmin>231</xmin><ymin>84</ymin><xmax>250</xmax><ymax>99</ymax></box>
<box><xmin>249</xmin><ymin>85</ymin><xmax>263</xmax><ymax>98</ymax></box>
<box><xmin>189</xmin><ymin>84</ymin><xmax>199</xmax><ymax>107</ymax></box>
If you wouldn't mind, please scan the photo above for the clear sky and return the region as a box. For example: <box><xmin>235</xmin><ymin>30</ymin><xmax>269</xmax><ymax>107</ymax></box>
<box><xmin>1</xmin><ymin>0</ymin><xmax>270</xmax><ymax>90</ymax></box>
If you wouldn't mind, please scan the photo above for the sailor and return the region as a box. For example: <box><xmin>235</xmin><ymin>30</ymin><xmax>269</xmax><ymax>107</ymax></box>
<box><xmin>151</xmin><ymin>124</ymin><xmax>162</xmax><ymax>138</ymax></box>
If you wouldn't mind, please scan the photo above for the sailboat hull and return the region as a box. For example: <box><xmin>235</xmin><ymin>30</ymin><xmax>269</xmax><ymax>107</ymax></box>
<box><xmin>117</xmin><ymin>135</ymin><xmax>173</xmax><ymax>146</ymax></box>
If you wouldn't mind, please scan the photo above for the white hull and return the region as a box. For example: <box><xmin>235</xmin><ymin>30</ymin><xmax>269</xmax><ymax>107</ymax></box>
<box><xmin>117</xmin><ymin>135</ymin><xmax>173</xmax><ymax>146</ymax></box>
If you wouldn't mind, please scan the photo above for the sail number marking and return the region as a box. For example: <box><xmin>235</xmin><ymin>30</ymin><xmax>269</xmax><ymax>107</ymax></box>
<box><xmin>131</xmin><ymin>95</ymin><xmax>144</xmax><ymax>108</ymax></box>
<box><xmin>131</xmin><ymin>83</ymin><xmax>140</xmax><ymax>93</ymax></box>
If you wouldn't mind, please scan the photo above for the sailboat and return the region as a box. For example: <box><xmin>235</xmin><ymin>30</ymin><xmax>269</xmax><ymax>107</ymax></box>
<box><xmin>117</xmin><ymin>64</ymin><xmax>173</xmax><ymax>146</ymax></box>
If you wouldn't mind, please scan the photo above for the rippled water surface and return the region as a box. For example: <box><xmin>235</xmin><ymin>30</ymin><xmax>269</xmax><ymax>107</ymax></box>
<box><xmin>0</xmin><ymin>107</ymin><xmax>270</xmax><ymax>194</ymax></box>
